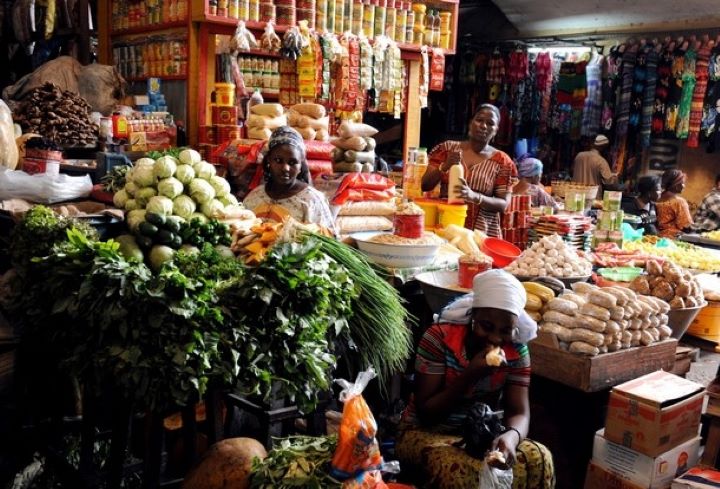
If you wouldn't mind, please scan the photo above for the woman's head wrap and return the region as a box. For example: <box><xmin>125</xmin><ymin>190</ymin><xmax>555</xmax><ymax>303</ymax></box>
<box><xmin>471</xmin><ymin>269</ymin><xmax>527</xmax><ymax>316</ymax></box>
<box><xmin>517</xmin><ymin>157</ymin><xmax>543</xmax><ymax>178</ymax></box>
<box><xmin>262</xmin><ymin>126</ymin><xmax>311</xmax><ymax>185</ymax></box>
<box><xmin>661</xmin><ymin>169</ymin><xmax>686</xmax><ymax>191</ymax></box>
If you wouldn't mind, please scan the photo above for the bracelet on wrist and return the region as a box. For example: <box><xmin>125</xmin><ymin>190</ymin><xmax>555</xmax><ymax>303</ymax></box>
<box><xmin>504</xmin><ymin>427</ymin><xmax>523</xmax><ymax>443</ymax></box>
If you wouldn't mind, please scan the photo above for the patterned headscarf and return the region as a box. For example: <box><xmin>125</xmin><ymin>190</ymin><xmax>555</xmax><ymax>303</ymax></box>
<box><xmin>517</xmin><ymin>157</ymin><xmax>543</xmax><ymax>178</ymax></box>
<box><xmin>262</xmin><ymin>126</ymin><xmax>311</xmax><ymax>185</ymax></box>
<box><xmin>661</xmin><ymin>169</ymin><xmax>686</xmax><ymax>191</ymax></box>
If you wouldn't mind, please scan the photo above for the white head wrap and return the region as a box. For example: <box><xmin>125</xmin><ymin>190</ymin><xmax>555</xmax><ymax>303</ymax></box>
<box><xmin>435</xmin><ymin>270</ymin><xmax>537</xmax><ymax>344</ymax></box>
<box><xmin>471</xmin><ymin>269</ymin><xmax>527</xmax><ymax>316</ymax></box>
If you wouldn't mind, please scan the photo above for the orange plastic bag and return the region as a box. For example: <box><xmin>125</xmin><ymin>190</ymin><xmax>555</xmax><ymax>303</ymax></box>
<box><xmin>330</xmin><ymin>368</ymin><xmax>396</xmax><ymax>486</ymax></box>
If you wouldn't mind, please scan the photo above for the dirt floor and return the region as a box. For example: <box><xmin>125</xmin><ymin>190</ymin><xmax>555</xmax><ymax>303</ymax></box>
<box><xmin>685</xmin><ymin>342</ymin><xmax>720</xmax><ymax>387</ymax></box>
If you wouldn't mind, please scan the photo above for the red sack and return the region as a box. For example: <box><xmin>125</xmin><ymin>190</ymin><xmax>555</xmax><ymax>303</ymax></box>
<box><xmin>215</xmin><ymin>139</ymin><xmax>266</xmax><ymax>200</ymax></box>
<box><xmin>333</xmin><ymin>188</ymin><xmax>396</xmax><ymax>205</ymax></box>
<box><xmin>332</xmin><ymin>173</ymin><xmax>396</xmax><ymax>205</ymax></box>
<box><xmin>307</xmin><ymin>159</ymin><xmax>334</xmax><ymax>181</ymax></box>
<box><xmin>305</xmin><ymin>140</ymin><xmax>335</xmax><ymax>160</ymax></box>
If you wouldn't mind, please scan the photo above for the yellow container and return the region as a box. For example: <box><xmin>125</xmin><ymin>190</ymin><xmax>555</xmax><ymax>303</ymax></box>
<box><xmin>215</xmin><ymin>83</ymin><xmax>235</xmax><ymax>107</ymax></box>
<box><xmin>687</xmin><ymin>301</ymin><xmax>720</xmax><ymax>340</ymax></box>
<box><xmin>414</xmin><ymin>198</ymin><xmax>439</xmax><ymax>228</ymax></box>
<box><xmin>437</xmin><ymin>202</ymin><xmax>468</xmax><ymax>228</ymax></box>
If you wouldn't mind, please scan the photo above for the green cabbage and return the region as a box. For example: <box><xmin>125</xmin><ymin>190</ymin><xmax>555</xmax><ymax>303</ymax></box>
<box><xmin>175</xmin><ymin>164</ymin><xmax>195</xmax><ymax>185</ymax></box>
<box><xmin>193</xmin><ymin>161</ymin><xmax>216</xmax><ymax>180</ymax></box>
<box><xmin>135</xmin><ymin>187</ymin><xmax>157</xmax><ymax>207</ymax></box>
<box><xmin>157</xmin><ymin>177</ymin><xmax>184</xmax><ymax>199</ymax></box>
<box><xmin>124</xmin><ymin>180</ymin><xmax>138</xmax><ymax>196</ymax></box>
<box><xmin>113</xmin><ymin>189</ymin><xmax>129</xmax><ymax>208</ymax></box>
<box><xmin>133</xmin><ymin>165</ymin><xmax>156</xmax><ymax>187</ymax></box>
<box><xmin>190</xmin><ymin>213</ymin><xmax>209</xmax><ymax>224</ymax></box>
<box><xmin>179</xmin><ymin>149</ymin><xmax>202</xmax><ymax>166</ymax></box>
<box><xmin>189</xmin><ymin>178</ymin><xmax>216</xmax><ymax>204</ymax></box>
<box><xmin>146</xmin><ymin>196</ymin><xmax>174</xmax><ymax>216</ymax></box>
<box><xmin>124</xmin><ymin>199</ymin><xmax>139</xmax><ymax>211</ymax></box>
<box><xmin>126</xmin><ymin>209</ymin><xmax>147</xmax><ymax>232</ymax></box>
<box><xmin>149</xmin><ymin>245</ymin><xmax>176</xmax><ymax>272</ymax></box>
<box><xmin>218</xmin><ymin>193</ymin><xmax>239</xmax><ymax>207</ymax></box>
<box><xmin>209</xmin><ymin>175</ymin><xmax>231</xmax><ymax>197</ymax></box>
<box><xmin>201</xmin><ymin>199</ymin><xmax>225</xmax><ymax>218</ymax></box>
<box><xmin>153</xmin><ymin>156</ymin><xmax>178</xmax><ymax>179</ymax></box>
<box><xmin>172</xmin><ymin>195</ymin><xmax>196</xmax><ymax>220</ymax></box>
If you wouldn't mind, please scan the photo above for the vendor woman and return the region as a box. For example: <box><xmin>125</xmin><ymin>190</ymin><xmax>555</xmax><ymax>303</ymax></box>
<box><xmin>395</xmin><ymin>270</ymin><xmax>554</xmax><ymax>489</ymax></box>
<box><xmin>243</xmin><ymin>126</ymin><xmax>336</xmax><ymax>232</ymax></box>
<box><xmin>421</xmin><ymin>104</ymin><xmax>518</xmax><ymax>238</ymax></box>
<box><xmin>512</xmin><ymin>155</ymin><xmax>559</xmax><ymax>211</ymax></box>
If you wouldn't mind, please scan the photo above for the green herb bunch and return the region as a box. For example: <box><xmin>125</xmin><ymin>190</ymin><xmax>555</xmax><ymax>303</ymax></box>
<box><xmin>221</xmin><ymin>237</ymin><xmax>358</xmax><ymax>413</ymax></box>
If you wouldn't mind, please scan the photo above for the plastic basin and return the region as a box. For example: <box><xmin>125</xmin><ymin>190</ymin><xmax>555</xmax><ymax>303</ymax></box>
<box><xmin>481</xmin><ymin>237</ymin><xmax>522</xmax><ymax>268</ymax></box>
<box><xmin>352</xmin><ymin>232</ymin><xmax>441</xmax><ymax>269</ymax></box>
<box><xmin>668</xmin><ymin>303</ymin><xmax>707</xmax><ymax>339</ymax></box>
<box><xmin>597</xmin><ymin>267</ymin><xmax>644</xmax><ymax>282</ymax></box>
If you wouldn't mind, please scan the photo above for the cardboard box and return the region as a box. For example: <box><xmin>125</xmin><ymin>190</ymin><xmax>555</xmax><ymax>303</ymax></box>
<box><xmin>584</xmin><ymin>462</ymin><xmax>644</xmax><ymax>489</ymax></box>
<box><xmin>604</xmin><ymin>371</ymin><xmax>704</xmax><ymax>457</ymax></box>
<box><xmin>592</xmin><ymin>429</ymin><xmax>700</xmax><ymax>489</ymax></box>
<box><xmin>671</xmin><ymin>467</ymin><xmax>720</xmax><ymax>488</ymax></box>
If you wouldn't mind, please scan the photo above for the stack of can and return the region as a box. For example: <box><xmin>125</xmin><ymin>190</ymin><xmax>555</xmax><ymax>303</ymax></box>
<box><xmin>502</xmin><ymin>194</ymin><xmax>531</xmax><ymax>249</ymax></box>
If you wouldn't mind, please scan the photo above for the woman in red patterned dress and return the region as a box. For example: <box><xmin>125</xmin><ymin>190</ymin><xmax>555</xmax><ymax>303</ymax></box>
<box><xmin>421</xmin><ymin>104</ymin><xmax>518</xmax><ymax>238</ymax></box>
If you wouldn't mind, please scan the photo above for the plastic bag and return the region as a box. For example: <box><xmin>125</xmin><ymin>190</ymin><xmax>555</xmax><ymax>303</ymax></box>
<box><xmin>0</xmin><ymin>168</ymin><xmax>93</xmax><ymax>203</ymax></box>
<box><xmin>330</xmin><ymin>368</ymin><xmax>386</xmax><ymax>483</ymax></box>
<box><xmin>0</xmin><ymin>100</ymin><xmax>19</xmax><ymax>170</ymax></box>
<box><xmin>461</xmin><ymin>403</ymin><xmax>505</xmax><ymax>459</ymax></box>
<box><xmin>479</xmin><ymin>462</ymin><xmax>513</xmax><ymax>489</ymax></box>
<box><xmin>622</xmin><ymin>222</ymin><xmax>644</xmax><ymax>241</ymax></box>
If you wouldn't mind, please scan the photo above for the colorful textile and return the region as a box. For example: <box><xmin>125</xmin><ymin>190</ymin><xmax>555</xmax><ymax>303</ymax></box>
<box><xmin>665</xmin><ymin>44</ymin><xmax>687</xmax><ymax>135</ymax></box>
<box><xmin>517</xmin><ymin>157</ymin><xmax>543</xmax><ymax>178</ymax></box>
<box><xmin>692</xmin><ymin>188</ymin><xmax>720</xmax><ymax>232</ymax></box>
<box><xmin>653</xmin><ymin>47</ymin><xmax>673</xmax><ymax>136</ymax></box>
<box><xmin>395</xmin><ymin>430</ymin><xmax>555</xmax><ymax>489</ymax></box>
<box><xmin>601</xmin><ymin>47</ymin><xmax>622</xmax><ymax>132</ymax></box>
<box><xmin>401</xmin><ymin>322</ymin><xmax>530</xmax><ymax>430</ymax></box>
<box><xmin>243</xmin><ymin>185</ymin><xmax>336</xmax><ymax>231</ymax></box>
<box><xmin>688</xmin><ymin>43</ymin><xmax>712</xmax><ymax>147</ymax></box>
<box><xmin>582</xmin><ymin>57</ymin><xmax>603</xmax><ymax>137</ymax></box>
<box><xmin>641</xmin><ymin>47</ymin><xmax>659</xmax><ymax>147</ymax></box>
<box><xmin>676</xmin><ymin>47</ymin><xmax>698</xmax><ymax>139</ymax></box>
<box><xmin>535</xmin><ymin>52</ymin><xmax>552</xmax><ymax>90</ymax></box>
<box><xmin>656</xmin><ymin>195</ymin><xmax>693</xmax><ymax>238</ymax></box>
<box><xmin>525</xmin><ymin>184</ymin><xmax>559</xmax><ymax>210</ymax></box>
<box><xmin>487</xmin><ymin>52</ymin><xmax>506</xmax><ymax>84</ymax></box>
<box><xmin>508</xmin><ymin>50</ymin><xmax>529</xmax><ymax>84</ymax></box>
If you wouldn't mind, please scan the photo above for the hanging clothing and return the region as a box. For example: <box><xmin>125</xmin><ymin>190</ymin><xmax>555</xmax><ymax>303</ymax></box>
<box><xmin>508</xmin><ymin>49</ymin><xmax>529</xmax><ymax>84</ymax></box>
<box><xmin>582</xmin><ymin>55</ymin><xmax>603</xmax><ymax>137</ymax></box>
<box><xmin>665</xmin><ymin>44</ymin><xmax>687</xmax><ymax>135</ymax></box>
<box><xmin>688</xmin><ymin>43</ymin><xmax>713</xmax><ymax>147</ymax></box>
<box><xmin>641</xmin><ymin>47</ymin><xmax>659</xmax><ymax>147</ymax></box>
<box><xmin>486</xmin><ymin>52</ymin><xmax>505</xmax><ymax>84</ymax></box>
<box><xmin>652</xmin><ymin>46</ymin><xmax>673</xmax><ymax>136</ymax></box>
<box><xmin>676</xmin><ymin>47</ymin><xmax>698</xmax><ymax>139</ymax></box>
<box><xmin>601</xmin><ymin>47</ymin><xmax>621</xmax><ymax>133</ymax></box>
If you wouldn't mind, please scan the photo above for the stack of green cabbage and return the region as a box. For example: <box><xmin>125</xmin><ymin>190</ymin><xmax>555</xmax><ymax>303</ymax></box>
<box><xmin>112</xmin><ymin>149</ymin><xmax>240</xmax><ymax>267</ymax></box>
<box><xmin>113</xmin><ymin>149</ymin><xmax>238</xmax><ymax>229</ymax></box>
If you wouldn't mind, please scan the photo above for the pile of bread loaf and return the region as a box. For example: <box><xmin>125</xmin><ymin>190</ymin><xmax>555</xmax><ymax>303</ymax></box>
<box><xmin>628</xmin><ymin>260</ymin><xmax>705</xmax><ymax>309</ymax></box>
<box><xmin>539</xmin><ymin>281</ymin><xmax>672</xmax><ymax>356</ymax></box>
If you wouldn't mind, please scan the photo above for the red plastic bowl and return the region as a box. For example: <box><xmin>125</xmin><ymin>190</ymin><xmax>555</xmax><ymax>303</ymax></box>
<box><xmin>481</xmin><ymin>237</ymin><xmax>522</xmax><ymax>268</ymax></box>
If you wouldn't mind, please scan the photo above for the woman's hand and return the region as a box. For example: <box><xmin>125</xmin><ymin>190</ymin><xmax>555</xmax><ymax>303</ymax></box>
<box><xmin>440</xmin><ymin>150</ymin><xmax>462</xmax><ymax>172</ymax></box>
<box><xmin>490</xmin><ymin>430</ymin><xmax>520</xmax><ymax>468</ymax></box>
<box><xmin>455</xmin><ymin>177</ymin><xmax>483</xmax><ymax>205</ymax></box>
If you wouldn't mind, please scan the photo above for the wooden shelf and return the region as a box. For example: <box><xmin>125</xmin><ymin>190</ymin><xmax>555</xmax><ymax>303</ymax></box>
<box><xmin>236</xmin><ymin>48</ymin><xmax>282</xmax><ymax>59</ymax></box>
<box><xmin>194</xmin><ymin>14</ymin><xmax>290</xmax><ymax>33</ymax></box>
<box><xmin>111</xmin><ymin>20</ymin><xmax>188</xmax><ymax>36</ymax></box>
<box><xmin>125</xmin><ymin>75</ymin><xmax>188</xmax><ymax>82</ymax></box>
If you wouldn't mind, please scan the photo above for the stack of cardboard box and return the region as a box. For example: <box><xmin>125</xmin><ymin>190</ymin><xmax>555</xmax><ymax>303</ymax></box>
<box><xmin>585</xmin><ymin>371</ymin><xmax>705</xmax><ymax>489</ymax></box>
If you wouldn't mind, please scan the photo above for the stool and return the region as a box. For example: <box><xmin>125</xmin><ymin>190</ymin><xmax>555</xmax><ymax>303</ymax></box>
<box><xmin>223</xmin><ymin>392</ymin><xmax>328</xmax><ymax>450</ymax></box>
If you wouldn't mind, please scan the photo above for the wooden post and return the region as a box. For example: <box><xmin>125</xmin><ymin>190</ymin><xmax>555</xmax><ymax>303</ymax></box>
<box><xmin>402</xmin><ymin>59</ymin><xmax>422</xmax><ymax>187</ymax></box>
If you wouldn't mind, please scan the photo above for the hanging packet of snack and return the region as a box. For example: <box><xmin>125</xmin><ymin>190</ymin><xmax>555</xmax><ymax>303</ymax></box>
<box><xmin>429</xmin><ymin>48</ymin><xmax>446</xmax><ymax>91</ymax></box>
<box><xmin>330</xmin><ymin>367</ymin><xmax>387</xmax><ymax>485</ymax></box>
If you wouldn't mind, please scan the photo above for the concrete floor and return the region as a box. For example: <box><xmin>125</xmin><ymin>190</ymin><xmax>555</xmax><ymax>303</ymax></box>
<box><xmin>684</xmin><ymin>341</ymin><xmax>720</xmax><ymax>387</ymax></box>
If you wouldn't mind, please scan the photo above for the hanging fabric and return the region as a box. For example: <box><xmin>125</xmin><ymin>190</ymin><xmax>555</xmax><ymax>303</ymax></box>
<box><xmin>687</xmin><ymin>40</ymin><xmax>714</xmax><ymax>147</ymax></box>
<box><xmin>601</xmin><ymin>46</ymin><xmax>621</xmax><ymax>133</ymax></box>
<box><xmin>652</xmin><ymin>43</ymin><xmax>673</xmax><ymax>136</ymax></box>
<box><xmin>613</xmin><ymin>44</ymin><xmax>638</xmax><ymax>176</ymax></box>
<box><xmin>665</xmin><ymin>41</ymin><xmax>687</xmax><ymax>136</ymax></box>
<box><xmin>581</xmin><ymin>51</ymin><xmax>603</xmax><ymax>138</ymax></box>
<box><xmin>676</xmin><ymin>45</ymin><xmax>698</xmax><ymax>139</ymax></box>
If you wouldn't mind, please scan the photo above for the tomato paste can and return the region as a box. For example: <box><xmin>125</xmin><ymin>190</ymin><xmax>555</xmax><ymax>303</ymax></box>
<box><xmin>393</xmin><ymin>213</ymin><xmax>424</xmax><ymax>238</ymax></box>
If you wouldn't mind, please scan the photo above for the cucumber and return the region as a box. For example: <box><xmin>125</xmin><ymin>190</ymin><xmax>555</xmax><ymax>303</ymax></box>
<box><xmin>163</xmin><ymin>217</ymin><xmax>182</xmax><ymax>234</ymax></box>
<box><xmin>146</xmin><ymin>212</ymin><xmax>167</xmax><ymax>227</ymax></box>
<box><xmin>156</xmin><ymin>229</ymin><xmax>176</xmax><ymax>245</ymax></box>
<box><xmin>138</xmin><ymin>221</ymin><xmax>159</xmax><ymax>237</ymax></box>
<box><xmin>169</xmin><ymin>235</ymin><xmax>183</xmax><ymax>249</ymax></box>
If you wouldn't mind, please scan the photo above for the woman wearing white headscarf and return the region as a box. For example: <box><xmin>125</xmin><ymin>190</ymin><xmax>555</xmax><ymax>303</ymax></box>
<box><xmin>395</xmin><ymin>270</ymin><xmax>554</xmax><ymax>489</ymax></box>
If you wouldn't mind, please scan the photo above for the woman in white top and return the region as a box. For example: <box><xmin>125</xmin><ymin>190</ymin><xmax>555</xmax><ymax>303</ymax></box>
<box><xmin>243</xmin><ymin>126</ymin><xmax>336</xmax><ymax>232</ymax></box>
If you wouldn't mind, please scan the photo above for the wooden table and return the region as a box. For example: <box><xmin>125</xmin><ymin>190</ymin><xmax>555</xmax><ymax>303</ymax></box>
<box><xmin>527</xmin><ymin>337</ymin><xmax>679</xmax><ymax>489</ymax></box>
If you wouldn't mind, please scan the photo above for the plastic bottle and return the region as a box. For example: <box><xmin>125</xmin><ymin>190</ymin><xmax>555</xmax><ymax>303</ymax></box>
<box><xmin>362</xmin><ymin>0</ymin><xmax>374</xmax><ymax>38</ymax></box>
<box><xmin>412</xmin><ymin>3</ymin><xmax>426</xmax><ymax>45</ymax></box>
<box><xmin>385</xmin><ymin>0</ymin><xmax>396</xmax><ymax>40</ymax></box>
<box><xmin>433</xmin><ymin>9</ymin><xmax>441</xmax><ymax>47</ymax></box>
<box><xmin>448</xmin><ymin>159</ymin><xmax>464</xmax><ymax>204</ymax></box>
<box><xmin>439</xmin><ymin>10</ymin><xmax>452</xmax><ymax>49</ymax></box>
<box><xmin>394</xmin><ymin>1</ymin><xmax>406</xmax><ymax>43</ymax></box>
<box><xmin>424</xmin><ymin>8</ymin><xmax>433</xmax><ymax>46</ymax></box>
<box><xmin>405</xmin><ymin>2</ymin><xmax>414</xmax><ymax>44</ymax></box>
<box><xmin>374</xmin><ymin>0</ymin><xmax>386</xmax><ymax>38</ymax></box>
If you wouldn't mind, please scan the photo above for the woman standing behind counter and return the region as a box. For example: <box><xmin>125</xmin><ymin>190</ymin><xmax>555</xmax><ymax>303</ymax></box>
<box><xmin>421</xmin><ymin>104</ymin><xmax>518</xmax><ymax>238</ymax></box>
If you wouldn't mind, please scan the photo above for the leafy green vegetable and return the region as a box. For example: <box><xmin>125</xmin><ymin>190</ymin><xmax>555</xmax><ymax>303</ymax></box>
<box><xmin>311</xmin><ymin>234</ymin><xmax>414</xmax><ymax>391</ymax></box>
<box><xmin>101</xmin><ymin>164</ymin><xmax>132</xmax><ymax>193</ymax></box>
<box><xmin>250</xmin><ymin>435</ymin><xmax>341</xmax><ymax>489</ymax></box>
<box><xmin>220</xmin><ymin>237</ymin><xmax>357</xmax><ymax>412</ymax></box>
<box><xmin>179</xmin><ymin>217</ymin><xmax>231</xmax><ymax>247</ymax></box>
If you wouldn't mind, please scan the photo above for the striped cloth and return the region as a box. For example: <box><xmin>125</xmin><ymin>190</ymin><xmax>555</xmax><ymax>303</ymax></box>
<box><xmin>487</xmin><ymin>53</ymin><xmax>506</xmax><ymax>84</ymax></box>
<box><xmin>400</xmin><ymin>322</ymin><xmax>531</xmax><ymax>431</ymax></box>
<box><xmin>581</xmin><ymin>58</ymin><xmax>603</xmax><ymax>137</ymax></box>
<box><xmin>688</xmin><ymin>43</ymin><xmax>713</xmax><ymax>147</ymax></box>
<box><xmin>652</xmin><ymin>47</ymin><xmax>673</xmax><ymax>136</ymax></box>
<box><xmin>641</xmin><ymin>47</ymin><xmax>659</xmax><ymax>147</ymax></box>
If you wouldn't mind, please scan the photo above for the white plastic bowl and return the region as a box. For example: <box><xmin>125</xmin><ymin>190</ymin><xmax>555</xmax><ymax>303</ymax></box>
<box><xmin>351</xmin><ymin>231</ymin><xmax>441</xmax><ymax>269</ymax></box>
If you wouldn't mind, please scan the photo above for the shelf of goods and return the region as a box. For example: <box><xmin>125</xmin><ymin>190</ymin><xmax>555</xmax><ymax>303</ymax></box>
<box><xmin>98</xmin><ymin>0</ymin><xmax>459</xmax><ymax>162</ymax></box>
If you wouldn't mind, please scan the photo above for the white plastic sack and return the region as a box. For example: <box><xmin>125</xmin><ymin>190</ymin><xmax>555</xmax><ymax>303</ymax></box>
<box><xmin>479</xmin><ymin>463</ymin><xmax>513</xmax><ymax>489</ymax></box>
<box><xmin>0</xmin><ymin>168</ymin><xmax>93</xmax><ymax>204</ymax></box>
